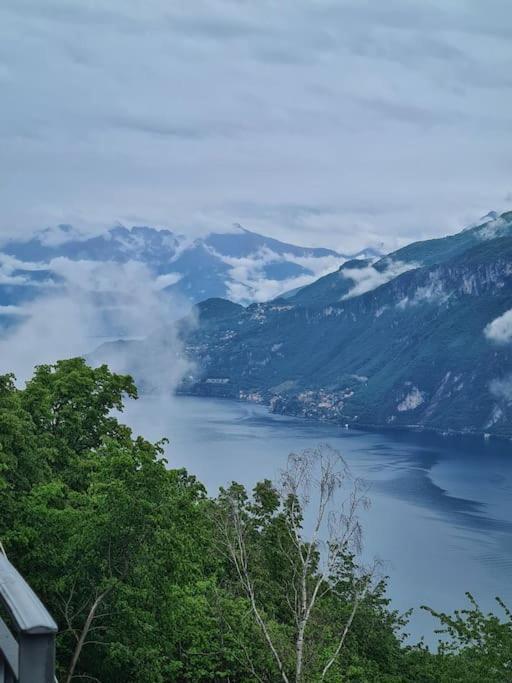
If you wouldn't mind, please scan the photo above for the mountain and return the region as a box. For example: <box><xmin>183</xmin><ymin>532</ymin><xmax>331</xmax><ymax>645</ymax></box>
<box><xmin>167</xmin><ymin>210</ymin><xmax>512</xmax><ymax>437</ymax></box>
<box><xmin>374</xmin><ymin>210</ymin><xmax>511</xmax><ymax>268</ymax></box>
<box><xmin>0</xmin><ymin>225</ymin><xmax>360</xmax><ymax>327</ymax></box>
<box><xmin>9</xmin><ymin>210</ymin><xmax>512</xmax><ymax>438</ymax></box>
<box><xmin>286</xmin><ymin>210</ymin><xmax>512</xmax><ymax>307</ymax></box>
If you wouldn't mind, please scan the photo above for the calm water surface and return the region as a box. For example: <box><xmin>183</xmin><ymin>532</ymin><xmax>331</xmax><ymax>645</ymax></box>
<box><xmin>124</xmin><ymin>395</ymin><xmax>512</xmax><ymax>643</ymax></box>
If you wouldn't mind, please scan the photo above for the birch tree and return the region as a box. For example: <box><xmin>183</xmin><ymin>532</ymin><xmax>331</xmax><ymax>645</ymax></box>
<box><xmin>216</xmin><ymin>444</ymin><xmax>377</xmax><ymax>683</ymax></box>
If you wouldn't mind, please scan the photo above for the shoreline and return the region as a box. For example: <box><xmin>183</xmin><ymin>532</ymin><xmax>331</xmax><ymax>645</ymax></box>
<box><xmin>175</xmin><ymin>389</ymin><xmax>512</xmax><ymax>444</ymax></box>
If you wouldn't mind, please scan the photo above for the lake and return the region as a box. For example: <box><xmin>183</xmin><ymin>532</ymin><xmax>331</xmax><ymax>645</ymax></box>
<box><xmin>123</xmin><ymin>395</ymin><xmax>512</xmax><ymax>644</ymax></box>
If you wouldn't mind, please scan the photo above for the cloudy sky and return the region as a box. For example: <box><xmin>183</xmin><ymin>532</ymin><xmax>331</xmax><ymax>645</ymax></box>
<box><xmin>2</xmin><ymin>0</ymin><xmax>512</xmax><ymax>252</ymax></box>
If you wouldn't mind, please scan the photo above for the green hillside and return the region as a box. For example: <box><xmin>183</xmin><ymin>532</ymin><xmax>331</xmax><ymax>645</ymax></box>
<box><xmin>177</xmin><ymin>214</ymin><xmax>512</xmax><ymax>437</ymax></box>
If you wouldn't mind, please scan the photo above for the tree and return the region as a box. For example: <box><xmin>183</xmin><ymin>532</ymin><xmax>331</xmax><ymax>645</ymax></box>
<box><xmin>414</xmin><ymin>594</ymin><xmax>512</xmax><ymax>682</ymax></box>
<box><xmin>9</xmin><ymin>357</ymin><xmax>504</xmax><ymax>681</ymax></box>
<box><xmin>1</xmin><ymin>359</ymin><xmax>213</xmax><ymax>681</ymax></box>
<box><xmin>215</xmin><ymin>445</ymin><xmax>381</xmax><ymax>683</ymax></box>
<box><xmin>1</xmin><ymin>358</ymin><xmax>290</xmax><ymax>682</ymax></box>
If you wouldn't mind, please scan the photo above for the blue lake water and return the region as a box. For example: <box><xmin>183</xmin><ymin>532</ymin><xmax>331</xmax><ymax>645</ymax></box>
<box><xmin>124</xmin><ymin>395</ymin><xmax>512</xmax><ymax>644</ymax></box>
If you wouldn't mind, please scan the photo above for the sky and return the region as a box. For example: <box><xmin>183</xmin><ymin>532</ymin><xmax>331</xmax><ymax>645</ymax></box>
<box><xmin>2</xmin><ymin>0</ymin><xmax>512</xmax><ymax>253</ymax></box>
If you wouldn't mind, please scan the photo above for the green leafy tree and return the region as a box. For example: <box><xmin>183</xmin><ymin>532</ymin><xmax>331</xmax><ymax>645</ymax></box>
<box><xmin>8</xmin><ymin>357</ymin><xmax>512</xmax><ymax>682</ymax></box>
<box><xmin>0</xmin><ymin>358</ymin><xmax>308</xmax><ymax>681</ymax></box>
<box><xmin>214</xmin><ymin>446</ymin><xmax>407</xmax><ymax>682</ymax></box>
<box><xmin>416</xmin><ymin>594</ymin><xmax>512</xmax><ymax>682</ymax></box>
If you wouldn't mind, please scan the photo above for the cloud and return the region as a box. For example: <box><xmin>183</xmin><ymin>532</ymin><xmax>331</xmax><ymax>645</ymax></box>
<box><xmin>215</xmin><ymin>246</ymin><xmax>344</xmax><ymax>303</ymax></box>
<box><xmin>0</xmin><ymin>253</ymin><xmax>44</xmax><ymax>284</ymax></box>
<box><xmin>47</xmin><ymin>257</ymin><xmax>152</xmax><ymax>295</ymax></box>
<box><xmin>36</xmin><ymin>224</ymin><xmax>88</xmax><ymax>247</ymax></box>
<box><xmin>0</xmin><ymin>291</ymin><xmax>98</xmax><ymax>383</ymax></box>
<box><xmin>0</xmin><ymin>253</ymin><xmax>49</xmax><ymax>272</ymax></box>
<box><xmin>0</xmin><ymin>305</ymin><xmax>23</xmax><ymax>316</ymax></box>
<box><xmin>0</xmin><ymin>271</ymin><xmax>29</xmax><ymax>285</ymax></box>
<box><xmin>342</xmin><ymin>260</ymin><xmax>416</xmax><ymax>299</ymax></box>
<box><xmin>0</xmin><ymin>259</ymin><xmax>192</xmax><ymax>390</ymax></box>
<box><xmin>283</xmin><ymin>252</ymin><xmax>345</xmax><ymax>275</ymax></box>
<box><xmin>226</xmin><ymin>272</ymin><xmax>319</xmax><ymax>304</ymax></box>
<box><xmin>476</xmin><ymin>216</ymin><xmax>511</xmax><ymax>241</ymax></box>
<box><xmin>154</xmin><ymin>272</ymin><xmax>182</xmax><ymax>290</ymax></box>
<box><xmin>1</xmin><ymin>1</ymin><xmax>512</xmax><ymax>250</ymax></box>
<box><xmin>490</xmin><ymin>375</ymin><xmax>512</xmax><ymax>402</ymax></box>
<box><xmin>484</xmin><ymin>309</ymin><xmax>512</xmax><ymax>344</ymax></box>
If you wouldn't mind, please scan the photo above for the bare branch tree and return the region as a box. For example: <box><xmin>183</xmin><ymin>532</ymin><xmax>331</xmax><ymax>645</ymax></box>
<box><xmin>220</xmin><ymin>491</ymin><xmax>291</xmax><ymax>683</ymax></box>
<box><xmin>217</xmin><ymin>444</ymin><xmax>375</xmax><ymax>683</ymax></box>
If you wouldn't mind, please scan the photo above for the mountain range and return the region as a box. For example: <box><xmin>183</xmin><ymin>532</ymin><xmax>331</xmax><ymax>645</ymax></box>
<box><xmin>0</xmin><ymin>224</ymin><xmax>377</xmax><ymax>328</ymax></box>
<box><xmin>5</xmin><ymin>211</ymin><xmax>512</xmax><ymax>438</ymax></box>
<box><xmin>160</xmin><ymin>210</ymin><xmax>512</xmax><ymax>438</ymax></box>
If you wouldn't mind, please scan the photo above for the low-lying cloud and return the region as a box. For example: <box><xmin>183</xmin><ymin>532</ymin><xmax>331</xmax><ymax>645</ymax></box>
<box><xmin>484</xmin><ymin>309</ymin><xmax>512</xmax><ymax>344</ymax></box>
<box><xmin>490</xmin><ymin>375</ymin><xmax>512</xmax><ymax>402</ymax></box>
<box><xmin>226</xmin><ymin>272</ymin><xmax>319</xmax><ymax>304</ymax></box>
<box><xmin>477</xmin><ymin>216</ymin><xmax>510</xmax><ymax>241</ymax></box>
<box><xmin>0</xmin><ymin>305</ymin><xmax>23</xmax><ymax>316</ymax></box>
<box><xmin>342</xmin><ymin>260</ymin><xmax>416</xmax><ymax>300</ymax></box>
<box><xmin>0</xmin><ymin>260</ymin><xmax>192</xmax><ymax>393</ymax></box>
<box><xmin>217</xmin><ymin>246</ymin><xmax>344</xmax><ymax>303</ymax></box>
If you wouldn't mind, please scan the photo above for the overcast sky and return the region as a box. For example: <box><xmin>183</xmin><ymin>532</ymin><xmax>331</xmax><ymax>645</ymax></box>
<box><xmin>1</xmin><ymin>0</ymin><xmax>512</xmax><ymax>252</ymax></box>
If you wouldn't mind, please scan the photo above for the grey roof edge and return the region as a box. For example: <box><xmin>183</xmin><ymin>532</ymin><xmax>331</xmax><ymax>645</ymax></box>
<box><xmin>0</xmin><ymin>554</ymin><xmax>58</xmax><ymax>634</ymax></box>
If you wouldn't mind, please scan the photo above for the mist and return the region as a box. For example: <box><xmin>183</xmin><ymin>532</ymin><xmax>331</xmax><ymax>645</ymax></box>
<box><xmin>485</xmin><ymin>308</ymin><xmax>512</xmax><ymax>345</ymax></box>
<box><xmin>341</xmin><ymin>260</ymin><xmax>416</xmax><ymax>300</ymax></box>
<box><xmin>0</xmin><ymin>259</ymin><xmax>195</xmax><ymax>446</ymax></box>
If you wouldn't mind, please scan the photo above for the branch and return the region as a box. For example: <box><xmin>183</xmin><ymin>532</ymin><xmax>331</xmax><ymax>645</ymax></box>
<box><xmin>224</xmin><ymin>499</ymin><xmax>291</xmax><ymax>683</ymax></box>
<box><xmin>64</xmin><ymin>586</ymin><xmax>114</xmax><ymax>683</ymax></box>
<box><xmin>320</xmin><ymin>592</ymin><xmax>363</xmax><ymax>681</ymax></box>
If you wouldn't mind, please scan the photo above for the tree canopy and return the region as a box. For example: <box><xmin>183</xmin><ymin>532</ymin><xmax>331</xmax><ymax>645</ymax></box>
<box><xmin>1</xmin><ymin>358</ymin><xmax>511</xmax><ymax>681</ymax></box>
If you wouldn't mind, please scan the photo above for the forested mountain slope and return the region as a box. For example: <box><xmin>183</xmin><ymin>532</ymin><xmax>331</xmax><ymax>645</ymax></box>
<box><xmin>177</xmin><ymin>213</ymin><xmax>512</xmax><ymax>436</ymax></box>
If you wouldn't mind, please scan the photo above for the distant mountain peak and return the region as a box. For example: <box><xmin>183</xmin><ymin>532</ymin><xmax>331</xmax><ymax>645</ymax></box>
<box><xmin>231</xmin><ymin>222</ymin><xmax>250</xmax><ymax>234</ymax></box>
<box><xmin>462</xmin><ymin>210</ymin><xmax>500</xmax><ymax>232</ymax></box>
<box><xmin>0</xmin><ymin>223</ymin><xmax>363</xmax><ymax>318</ymax></box>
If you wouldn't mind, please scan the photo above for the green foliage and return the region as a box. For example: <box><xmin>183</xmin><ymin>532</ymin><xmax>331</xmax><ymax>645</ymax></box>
<box><xmin>420</xmin><ymin>594</ymin><xmax>512</xmax><ymax>682</ymax></box>
<box><xmin>1</xmin><ymin>359</ymin><xmax>221</xmax><ymax>681</ymax></box>
<box><xmin>2</xmin><ymin>357</ymin><xmax>512</xmax><ymax>681</ymax></box>
<box><xmin>215</xmin><ymin>475</ymin><xmax>409</xmax><ymax>683</ymax></box>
